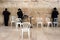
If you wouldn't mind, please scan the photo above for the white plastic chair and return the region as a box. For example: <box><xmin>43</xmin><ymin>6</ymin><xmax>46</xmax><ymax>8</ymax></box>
<box><xmin>11</xmin><ymin>16</ymin><xmax>16</xmax><ymax>27</ymax></box>
<box><xmin>21</xmin><ymin>22</ymin><xmax>31</xmax><ymax>40</ymax></box>
<box><xmin>53</xmin><ymin>18</ymin><xmax>58</xmax><ymax>27</ymax></box>
<box><xmin>16</xmin><ymin>18</ymin><xmax>22</xmax><ymax>30</ymax></box>
<box><xmin>36</xmin><ymin>17</ymin><xmax>43</xmax><ymax>28</ymax></box>
<box><xmin>46</xmin><ymin>17</ymin><xmax>52</xmax><ymax>27</ymax></box>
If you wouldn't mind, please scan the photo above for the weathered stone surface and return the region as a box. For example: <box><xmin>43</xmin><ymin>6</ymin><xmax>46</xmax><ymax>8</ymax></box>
<box><xmin>0</xmin><ymin>0</ymin><xmax>59</xmax><ymax>8</ymax></box>
<box><xmin>0</xmin><ymin>0</ymin><xmax>60</xmax><ymax>25</ymax></box>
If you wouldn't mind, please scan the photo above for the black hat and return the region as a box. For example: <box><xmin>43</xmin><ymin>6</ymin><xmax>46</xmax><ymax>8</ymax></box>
<box><xmin>18</xmin><ymin>8</ymin><xmax>21</xmax><ymax>10</ymax></box>
<box><xmin>53</xmin><ymin>7</ymin><xmax>57</xmax><ymax>10</ymax></box>
<box><xmin>5</xmin><ymin>8</ymin><xmax>7</xmax><ymax>10</ymax></box>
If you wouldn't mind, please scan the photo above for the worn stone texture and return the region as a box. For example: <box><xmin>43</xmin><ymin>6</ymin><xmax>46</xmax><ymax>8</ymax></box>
<box><xmin>0</xmin><ymin>26</ymin><xmax>60</xmax><ymax>40</ymax></box>
<box><xmin>0</xmin><ymin>0</ymin><xmax>60</xmax><ymax>25</ymax></box>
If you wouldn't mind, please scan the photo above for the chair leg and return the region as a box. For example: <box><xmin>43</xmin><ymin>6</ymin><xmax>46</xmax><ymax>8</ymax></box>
<box><xmin>47</xmin><ymin>23</ymin><xmax>49</xmax><ymax>27</ymax></box>
<box><xmin>22</xmin><ymin>31</ymin><xmax>23</xmax><ymax>40</ymax></box>
<box><xmin>16</xmin><ymin>24</ymin><xmax>18</xmax><ymax>31</ymax></box>
<box><xmin>56</xmin><ymin>23</ymin><xmax>58</xmax><ymax>27</ymax></box>
<box><xmin>11</xmin><ymin>22</ymin><xmax>12</xmax><ymax>28</ymax></box>
<box><xmin>54</xmin><ymin>23</ymin><xmax>58</xmax><ymax>27</ymax></box>
<box><xmin>28</xmin><ymin>30</ymin><xmax>30</xmax><ymax>40</ymax></box>
<box><xmin>37</xmin><ymin>24</ymin><xmax>38</xmax><ymax>28</ymax></box>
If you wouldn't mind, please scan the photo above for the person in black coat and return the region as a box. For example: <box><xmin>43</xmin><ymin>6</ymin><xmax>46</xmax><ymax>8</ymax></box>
<box><xmin>51</xmin><ymin>7</ymin><xmax>59</xmax><ymax>27</ymax></box>
<box><xmin>2</xmin><ymin>8</ymin><xmax>10</xmax><ymax>26</ymax></box>
<box><xmin>17</xmin><ymin>8</ymin><xmax>23</xmax><ymax>22</ymax></box>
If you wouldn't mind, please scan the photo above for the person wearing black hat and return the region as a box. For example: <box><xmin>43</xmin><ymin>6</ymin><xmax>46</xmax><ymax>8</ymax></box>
<box><xmin>51</xmin><ymin>7</ymin><xmax>59</xmax><ymax>27</ymax></box>
<box><xmin>2</xmin><ymin>8</ymin><xmax>10</xmax><ymax>26</ymax></box>
<box><xmin>17</xmin><ymin>8</ymin><xmax>23</xmax><ymax>22</ymax></box>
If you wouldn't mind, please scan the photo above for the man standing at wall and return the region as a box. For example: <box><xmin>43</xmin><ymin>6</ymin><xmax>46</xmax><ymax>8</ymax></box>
<box><xmin>51</xmin><ymin>7</ymin><xmax>59</xmax><ymax>27</ymax></box>
<box><xmin>2</xmin><ymin>8</ymin><xmax>10</xmax><ymax>26</ymax></box>
<box><xmin>17</xmin><ymin>8</ymin><xmax>23</xmax><ymax>22</ymax></box>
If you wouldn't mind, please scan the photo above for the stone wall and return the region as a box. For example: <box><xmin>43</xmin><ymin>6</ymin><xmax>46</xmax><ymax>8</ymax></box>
<box><xmin>0</xmin><ymin>0</ymin><xmax>60</xmax><ymax>25</ymax></box>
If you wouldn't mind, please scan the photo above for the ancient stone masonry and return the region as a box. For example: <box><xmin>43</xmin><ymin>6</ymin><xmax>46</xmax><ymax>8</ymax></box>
<box><xmin>0</xmin><ymin>0</ymin><xmax>60</xmax><ymax>8</ymax></box>
<box><xmin>0</xmin><ymin>0</ymin><xmax>60</xmax><ymax>25</ymax></box>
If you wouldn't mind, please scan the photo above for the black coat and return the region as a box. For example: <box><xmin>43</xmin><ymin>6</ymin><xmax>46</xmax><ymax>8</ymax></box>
<box><xmin>3</xmin><ymin>11</ymin><xmax>10</xmax><ymax>20</ymax></box>
<box><xmin>17</xmin><ymin>11</ymin><xmax>23</xmax><ymax>19</ymax></box>
<box><xmin>51</xmin><ymin>10</ymin><xmax>59</xmax><ymax>18</ymax></box>
<box><xmin>3</xmin><ymin>10</ymin><xmax>10</xmax><ymax>26</ymax></box>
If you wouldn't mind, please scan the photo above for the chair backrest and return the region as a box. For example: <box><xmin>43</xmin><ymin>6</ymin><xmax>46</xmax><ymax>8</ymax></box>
<box><xmin>16</xmin><ymin>18</ymin><xmax>21</xmax><ymax>22</ymax></box>
<box><xmin>22</xmin><ymin>22</ymin><xmax>31</xmax><ymax>28</ymax></box>
<box><xmin>36</xmin><ymin>17</ymin><xmax>43</xmax><ymax>22</ymax></box>
<box><xmin>46</xmin><ymin>17</ymin><xmax>51</xmax><ymax>22</ymax></box>
<box><xmin>11</xmin><ymin>16</ymin><xmax>16</xmax><ymax>22</ymax></box>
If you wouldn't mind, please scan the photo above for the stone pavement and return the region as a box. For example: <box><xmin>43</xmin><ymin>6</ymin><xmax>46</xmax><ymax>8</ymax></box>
<box><xmin>0</xmin><ymin>26</ymin><xmax>60</xmax><ymax>40</ymax></box>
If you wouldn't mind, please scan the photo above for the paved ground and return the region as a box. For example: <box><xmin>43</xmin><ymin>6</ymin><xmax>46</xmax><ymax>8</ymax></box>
<box><xmin>0</xmin><ymin>26</ymin><xmax>60</xmax><ymax>40</ymax></box>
